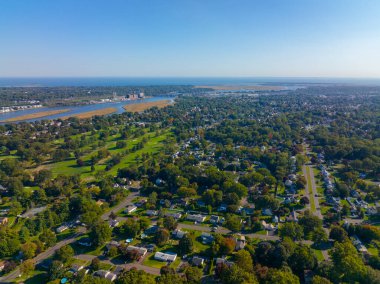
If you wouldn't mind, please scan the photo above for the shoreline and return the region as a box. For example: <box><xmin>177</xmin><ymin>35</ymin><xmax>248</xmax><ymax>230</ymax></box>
<box><xmin>61</xmin><ymin>107</ymin><xmax>118</xmax><ymax>119</ymax></box>
<box><xmin>1</xmin><ymin>109</ymin><xmax>71</xmax><ymax>122</ymax></box>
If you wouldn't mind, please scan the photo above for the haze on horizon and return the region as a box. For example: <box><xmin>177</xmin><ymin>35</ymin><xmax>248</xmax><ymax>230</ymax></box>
<box><xmin>0</xmin><ymin>0</ymin><xmax>380</xmax><ymax>78</ymax></box>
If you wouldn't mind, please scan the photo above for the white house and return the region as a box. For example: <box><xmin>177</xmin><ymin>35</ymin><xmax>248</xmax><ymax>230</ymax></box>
<box><xmin>154</xmin><ymin>252</ymin><xmax>177</xmax><ymax>262</ymax></box>
<box><xmin>126</xmin><ymin>245</ymin><xmax>147</xmax><ymax>256</ymax></box>
<box><xmin>94</xmin><ymin>270</ymin><xmax>117</xmax><ymax>282</ymax></box>
<box><xmin>172</xmin><ymin>229</ymin><xmax>187</xmax><ymax>239</ymax></box>
<box><xmin>187</xmin><ymin>214</ymin><xmax>206</xmax><ymax>223</ymax></box>
<box><xmin>124</xmin><ymin>205</ymin><xmax>137</xmax><ymax>214</ymax></box>
<box><xmin>56</xmin><ymin>225</ymin><xmax>68</xmax><ymax>233</ymax></box>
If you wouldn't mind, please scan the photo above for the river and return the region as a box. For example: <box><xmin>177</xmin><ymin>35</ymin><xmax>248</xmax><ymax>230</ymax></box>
<box><xmin>0</xmin><ymin>96</ymin><xmax>172</xmax><ymax>123</ymax></box>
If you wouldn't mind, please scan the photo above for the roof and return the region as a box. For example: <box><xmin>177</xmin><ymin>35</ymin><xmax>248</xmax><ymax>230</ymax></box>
<box><xmin>154</xmin><ymin>252</ymin><xmax>177</xmax><ymax>262</ymax></box>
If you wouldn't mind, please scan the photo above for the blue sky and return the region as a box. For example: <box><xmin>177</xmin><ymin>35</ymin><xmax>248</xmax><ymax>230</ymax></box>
<box><xmin>0</xmin><ymin>0</ymin><xmax>379</xmax><ymax>77</ymax></box>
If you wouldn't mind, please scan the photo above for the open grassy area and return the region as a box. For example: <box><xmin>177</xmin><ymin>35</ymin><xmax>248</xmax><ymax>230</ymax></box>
<box><xmin>312</xmin><ymin>249</ymin><xmax>325</xmax><ymax>262</ymax></box>
<box><xmin>47</xmin><ymin>128</ymin><xmax>171</xmax><ymax>178</ymax></box>
<box><xmin>305</xmin><ymin>166</ymin><xmax>316</xmax><ymax>212</ymax></box>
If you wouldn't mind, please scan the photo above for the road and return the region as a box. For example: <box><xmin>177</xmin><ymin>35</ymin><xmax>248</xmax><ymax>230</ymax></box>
<box><xmin>0</xmin><ymin>233</ymin><xmax>83</xmax><ymax>283</ymax></box>
<box><xmin>101</xmin><ymin>191</ymin><xmax>139</xmax><ymax>220</ymax></box>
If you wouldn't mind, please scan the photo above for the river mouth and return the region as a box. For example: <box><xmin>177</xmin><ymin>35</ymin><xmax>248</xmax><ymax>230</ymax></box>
<box><xmin>0</xmin><ymin>96</ymin><xmax>173</xmax><ymax>123</ymax></box>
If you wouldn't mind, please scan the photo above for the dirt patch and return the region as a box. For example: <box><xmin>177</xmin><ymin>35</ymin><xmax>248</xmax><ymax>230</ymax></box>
<box><xmin>2</xmin><ymin>109</ymin><xmax>71</xmax><ymax>122</ymax></box>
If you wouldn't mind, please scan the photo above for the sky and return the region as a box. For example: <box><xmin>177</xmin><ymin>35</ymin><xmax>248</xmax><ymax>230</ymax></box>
<box><xmin>0</xmin><ymin>0</ymin><xmax>380</xmax><ymax>78</ymax></box>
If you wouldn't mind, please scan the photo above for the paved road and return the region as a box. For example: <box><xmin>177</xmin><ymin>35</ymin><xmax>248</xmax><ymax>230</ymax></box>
<box><xmin>101</xmin><ymin>191</ymin><xmax>139</xmax><ymax>220</ymax></box>
<box><xmin>0</xmin><ymin>233</ymin><xmax>83</xmax><ymax>283</ymax></box>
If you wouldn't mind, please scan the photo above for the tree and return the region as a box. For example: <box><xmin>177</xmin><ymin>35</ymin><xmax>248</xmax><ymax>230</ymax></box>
<box><xmin>163</xmin><ymin>216</ymin><xmax>178</xmax><ymax>231</ymax></box>
<box><xmin>20</xmin><ymin>259</ymin><xmax>35</xmax><ymax>276</ymax></box>
<box><xmin>312</xmin><ymin>275</ymin><xmax>332</xmax><ymax>284</ymax></box>
<box><xmin>266</xmin><ymin>268</ymin><xmax>300</xmax><ymax>284</ymax></box>
<box><xmin>39</xmin><ymin>229</ymin><xmax>57</xmax><ymax>247</ymax></box>
<box><xmin>289</xmin><ymin>245</ymin><xmax>317</xmax><ymax>276</ymax></box>
<box><xmin>156</xmin><ymin>273</ymin><xmax>185</xmax><ymax>284</ymax></box>
<box><xmin>49</xmin><ymin>260</ymin><xmax>64</xmax><ymax>281</ymax></box>
<box><xmin>299</xmin><ymin>210</ymin><xmax>322</xmax><ymax>237</ymax></box>
<box><xmin>279</xmin><ymin>222</ymin><xmax>303</xmax><ymax>241</ymax></box>
<box><xmin>121</xmin><ymin>218</ymin><xmax>141</xmax><ymax>238</ymax></box>
<box><xmin>21</xmin><ymin>242</ymin><xmax>37</xmax><ymax>259</ymax></box>
<box><xmin>91</xmin><ymin>257</ymin><xmax>101</xmax><ymax>271</ymax></box>
<box><xmin>329</xmin><ymin>241</ymin><xmax>367</xmax><ymax>283</ymax></box>
<box><xmin>225</xmin><ymin>214</ymin><xmax>241</xmax><ymax>232</ymax></box>
<box><xmin>155</xmin><ymin>228</ymin><xmax>170</xmax><ymax>246</ymax></box>
<box><xmin>329</xmin><ymin>225</ymin><xmax>348</xmax><ymax>242</ymax></box>
<box><xmin>312</xmin><ymin>227</ymin><xmax>328</xmax><ymax>245</ymax></box>
<box><xmin>235</xmin><ymin>249</ymin><xmax>253</xmax><ymax>272</ymax></box>
<box><xmin>178</xmin><ymin>235</ymin><xmax>194</xmax><ymax>255</ymax></box>
<box><xmin>219</xmin><ymin>264</ymin><xmax>258</xmax><ymax>284</ymax></box>
<box><xmin>185</xmin><ymin>266</ymin><xmax>203</xmax><ymax>284</ymax></box>
<box><xmin>115</xmin><ymin>268</ymin><xmax>156</xmax><ymax>284</ymax></box>
<box><xmin>90</xmin><ymin>221</ymin><xmax>112</xmax><ymax>247</ymax></box>
<box><xmin>55</xmin><ymin>245</ymin><xmax>74</xmax><ymax>263</ymax></box>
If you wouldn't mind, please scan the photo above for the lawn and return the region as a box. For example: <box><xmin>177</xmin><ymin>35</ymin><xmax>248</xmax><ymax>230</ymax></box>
<box><xmin>312</xmin><ymin>249</ymin><xmax>325</xmax><ymax>262</ymax></box>
<box><xmin>305</xmin><ymin>166</ymin><xmax>316</xmax><ymax>212</ymax></box>
<box><xmin>49</xmin><ymin>128</ymin><xmax>171</xmax><ymax>179</ymax></box>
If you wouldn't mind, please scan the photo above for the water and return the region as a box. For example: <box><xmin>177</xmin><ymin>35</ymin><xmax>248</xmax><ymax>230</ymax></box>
<box><xmin>0</xmin><ymin>96</ymin><xmax>172</xmax><ymax>123</ymax></box>
<box><xmin>0</xmin><ymin>77</ymin><xmax>379</xmax><ymax>87</ymax></box>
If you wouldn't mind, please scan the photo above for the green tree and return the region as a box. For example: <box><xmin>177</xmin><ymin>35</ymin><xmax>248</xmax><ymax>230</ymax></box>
<box><xmin>155</xmin><ymin>228</ymin><xmax>170</xmax><ymax>246</ymax></box>
<box><xmin>55</xmin><ymin>245</ymin><xmax>74</xmax><ymax>263</ymax></box>
<box><xmin>90</xmin><ymin>221</ymin><xmax>112</xmax><ymax>247</ymax></box>
<box><xmin>235</xmin><ymin>249</ymin><xmax>253</xmax><ymax>272</ymax></box>
<box><xmin>178</xmin><ymin>235</ymin><xmax>194</xmax><ymax>255</ymax></box>
<box><xmin>279</xmin><ymin>222</ymin><xmax>303</xmax><ymax>241</ymax></box>
<box><xmin>21</xmin><ymin>242</ymin><xmax>37</xmax><ymax>259</ymax></box>
<box><xmin>329</xmin><ymin>225</ymin><xmax>348</xmax><ymax>242</ymax></box>
<box><xmin>311</xmin><ymin>275</ymin><xmax>332</xmax><ymax>284</ymax></box>
<box><xmin>115</xmin><ymin>268</ymin><xmax>156</xmax><ymax>284</ymax></box>
<box><xmin>266</xmin><ymin>268</ymin><xmax>300</xmax><ymax>284</ymax></box>
<box><xmin>163</xmin><ymin>216</ymin><xmax>178</xmax><ymax>231</ymax></box>
<box><xmin>185</xmin><ymin>266</ymin><xmax>202</xmax><ymax>284</ymax></box>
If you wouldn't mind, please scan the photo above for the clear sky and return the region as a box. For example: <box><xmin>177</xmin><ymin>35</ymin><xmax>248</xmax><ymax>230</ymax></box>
<box><xmin>0</xmin><ymin>0</ymin><xmax>380</xmax><ymax>77</ymax></box>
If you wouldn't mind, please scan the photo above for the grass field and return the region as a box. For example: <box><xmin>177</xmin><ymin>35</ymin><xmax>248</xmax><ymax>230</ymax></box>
<box><xmin>123</xmin><ymin>100</ymin><xmax>172</xmax><ymax>112</ymax></box>
<box><xmin>2</xmin><ymin>109</ymin><xmax>71</xmax><ymax>122</ymax></box>
<box><xmin>48</xmin><ymin>128</ymin><xmax>171</xmax><ymax>178</ymax></box>
<box><xmin>306</xmin><ymin>166</ymin><xmax>317</xmax><ymax>212</ymax></box>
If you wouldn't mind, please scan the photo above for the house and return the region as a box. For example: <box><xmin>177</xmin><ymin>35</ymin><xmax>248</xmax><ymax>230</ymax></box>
<box><xmin>200</xmin><ymin>233</ymin><xmax>214</xmax><ymax>244</ymax></box>
<box><xmin>56</xmin><ymin>225</ymin><xmax>68</xmax><ymax>233</ymax></box>
<box><xmin>210</xmin><ymin>215</ymin><xmax>220</xmax><ymax>224</ymax></box>
<box><xmin>94</xmin><ymin>270</ymin><xmax>117</xmax><ymax>282</ymax></box>
<box><xmin>352</xmin><ymin>236</ymin><xmax>368</xmax><ymax>254</ymax></box>
<box><xmin>146</xmin><ymin>210</ymin><xmax>158</xmax><ymax>216</ymax></box>
<box><xmin>78</xmin><ymin>238</ymin><xmax>93</xmax><ymax>247</ymax></box>
<box><xmin>165</xmin><ymin>212</ymin><xmax>182</xmax><ymax>219</ymax></box>
<box><xmin>70</xmin><ymin>264</ymin><xmax>84</xmax><ymax>273</ymax></box>
<box><xmin>273</xmin><ymin>215</ymin><xmax>279</xmax><ymax>224</ymax></box>
<box><xmin>145</xmin><ymin>225</ymin><xmax>159</xmax><ymax>235</ymax></box>
<box><xmin>218</xmin><ymin>204</ymin><xmax>227</xmax><ymax>212</ymax></box>
<box><xmin>287</xmin><ymin>211</ymin><xmax>298</xmax><ymax>222</ymax></box>
<box><xmin>124</xmin><ymin>205</ymin><xmax>137</xmax><ymax>214</ymax></box>
<box><xmin>126</xmin><ymin>245</ymin><xmax>147</xmax><ymax>256</ymax></box>
<box><xmin>261</xmin><ymin>221</ymin><xmax>276</xmax><ymax>231</ymax></box>
<box><xmin>0</xmin><ymin>261</ymin><xmax>5</xmax><ymax>272</ymax></box>
<box><xmin>235</xmin><ymin>235</ymin><xmax>246</xmax><ymax>250</ymax></box>
<box><xmin>106</xmin><ymin>241</ymin><xmax>120</xmax><ymax>251</ymax></box>
<box><xmin>215</xmin><ymin>257</ymin><xmax>234</xmax><ymax>267</ymax></box>
<box><xmin>172</xmin><ymin>229</ymin><xmax>187</xmax><ymax>239</ymax></box>
<box><xmin>187</xmin><ymin>214</ymin><xmax>206</xmax><ymax>223</ymax></box>
<box><xmin>262</xmin><ymin>208</ymin><xmax>273</xmax><ymax>216</ymax></box>
<box><xmin>0</xmin><ymin>217</ymin><xmax>9</xmax><ymax>226</ymax></box>
<box><xmin>154</xmin><ymin>252</ymin><xmax>177</xmax><ymax>262</ymax></box>
<box><xmin>192</xmin><ymin>256</ymin><xmax>205</xmax><ymax>266</ymax></box>
<box><xmin>109</xmin><ymin>219</ymin><xmax>119</xmax><ymax>228</ymax></box>
<box><xmin>145</xmin><ymin>244</ymin><xmax>156</xmax><ymax>252</ymax></box>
